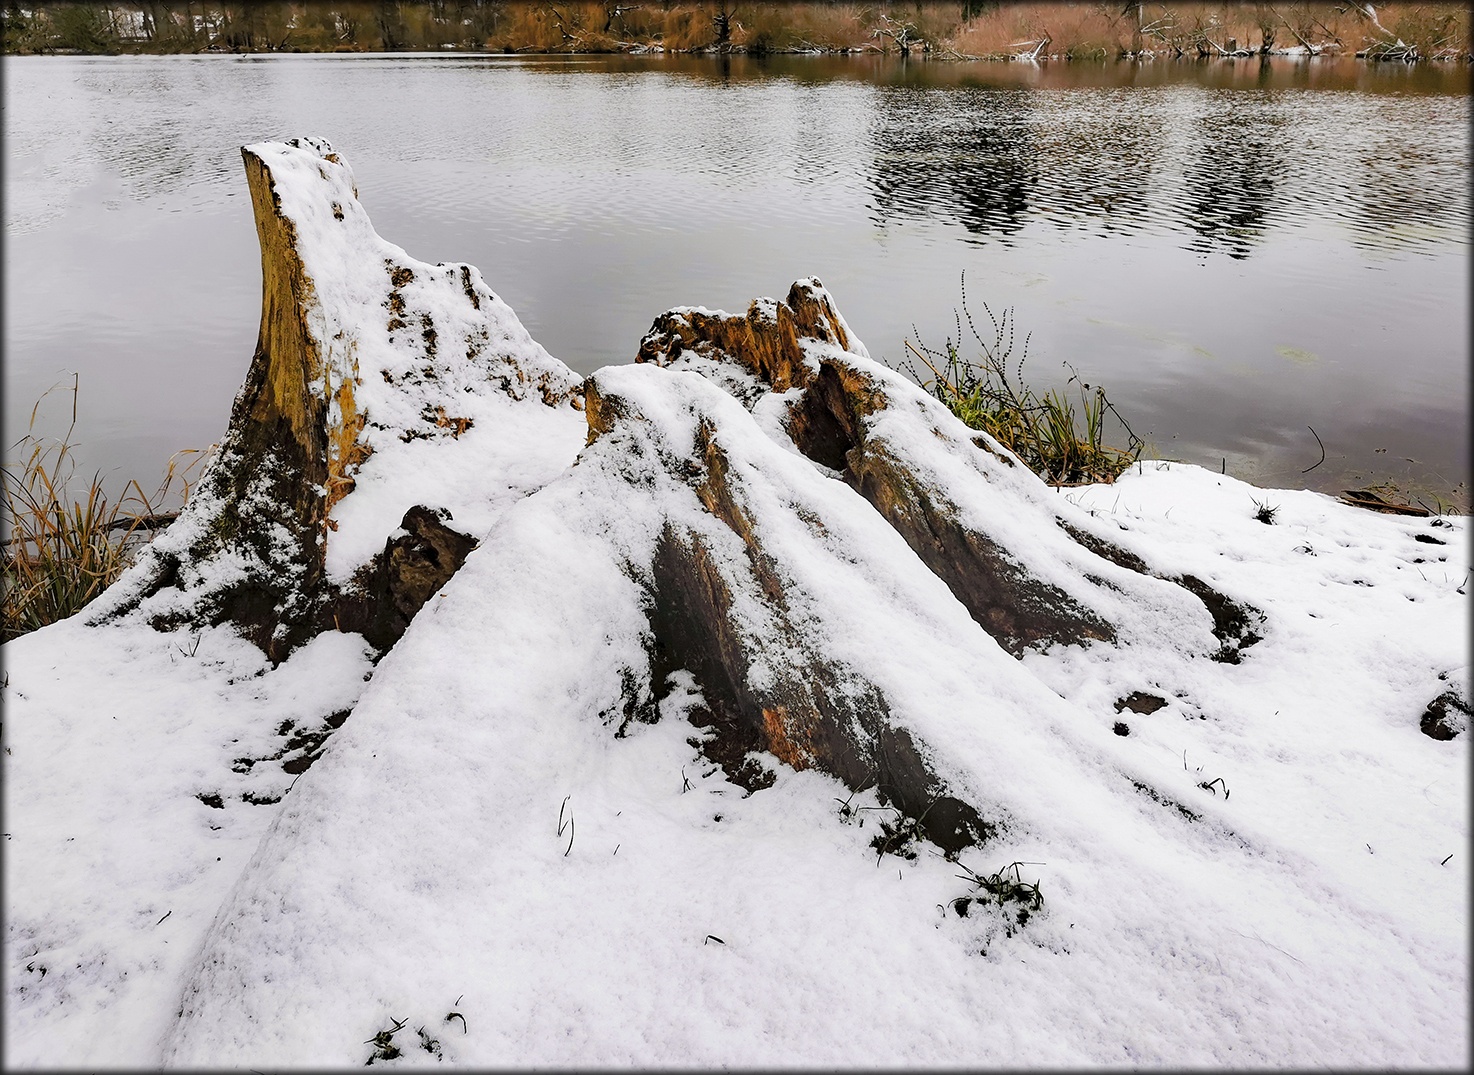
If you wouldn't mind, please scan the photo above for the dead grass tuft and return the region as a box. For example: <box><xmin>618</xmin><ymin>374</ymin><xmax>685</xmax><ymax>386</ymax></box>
<box><xmin>2</xmin><ymin>378</ymin><xmax>210</xmax><ymax>641</ymax></box>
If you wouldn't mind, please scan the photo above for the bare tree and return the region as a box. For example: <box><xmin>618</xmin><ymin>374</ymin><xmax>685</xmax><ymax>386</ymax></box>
<box><xmin>711</xmin><ymin>0</ymin><xmax>734</xmax><ymax>50</ymax></box>
<box><xmin>375</xmin><ymin>0</ymin><xmax>405</xmax><ymax>49</ymax></box>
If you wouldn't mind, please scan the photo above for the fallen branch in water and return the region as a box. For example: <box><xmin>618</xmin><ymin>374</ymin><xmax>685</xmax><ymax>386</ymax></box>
<box><xmin>1301</xmin><ymin>427</ymin><xmax>1325</xmax><ymax>474</ymax></box>
<box><xmin>1339</xmin><ymin>490</ymin><xmax>1429</xmax><ymax>517</ymax></box>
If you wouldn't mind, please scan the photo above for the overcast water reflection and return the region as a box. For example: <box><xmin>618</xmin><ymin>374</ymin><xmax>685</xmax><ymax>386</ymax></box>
<box><xmin>4</xmin><ymin>53</ymin><xmax>1469</xmax><ymax>508</ymax></box>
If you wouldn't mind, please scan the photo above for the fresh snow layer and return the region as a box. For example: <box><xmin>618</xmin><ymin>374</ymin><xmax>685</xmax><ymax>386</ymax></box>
<box><xmin>4</xmin><ymin>621</ymin><xmax>375</xmax><ymax>1066</ymax></box>
<box><xmin>4</xmin><ymin>164</ymin><xmax>1468</xmax><ymax>1063</ymax></box>
<box><xmin>6</xmin><ymin>358</ymin><xmax>1463</xmax><ymax>1067</ymax></box>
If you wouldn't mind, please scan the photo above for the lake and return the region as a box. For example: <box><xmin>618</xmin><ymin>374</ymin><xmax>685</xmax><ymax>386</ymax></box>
<box><xmin>4</xmin><ymin>53</ymin><xmax>1469</xmax><ymax>510</ymax></box>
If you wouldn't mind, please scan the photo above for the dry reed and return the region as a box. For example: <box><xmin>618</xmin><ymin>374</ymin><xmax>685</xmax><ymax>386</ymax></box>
<box><xmin>2</xmin><ymin>378</ymin><xmax>210</xmax><ymax>641</ymax></box>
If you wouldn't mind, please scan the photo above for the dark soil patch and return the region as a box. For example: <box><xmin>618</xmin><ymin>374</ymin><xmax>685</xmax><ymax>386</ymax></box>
<box><xmin>1420</xmin><ymin>690</ymin><xmax>1470</xmax><ymax>740</ymax></box>
<box><xmin>1115</xmin><ymin>691</ymin><xmax>1168</xmax><ymax>715</ymax></box>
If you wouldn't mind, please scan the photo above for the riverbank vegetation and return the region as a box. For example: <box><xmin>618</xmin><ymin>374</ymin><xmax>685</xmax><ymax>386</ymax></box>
<box><xmin>1</xmin><ymin>381</ymin><xmax>204</xmax><ymax>642</ymax></box>
<box><xmin>901</xmin><ymin>286</ymin><xmax>1143</xmax><ymax>486</ymax></box>
<box><xmin>3</xmin><ymin>2</ymin><xmax>1469</xmax><ymax>61</ymax></box>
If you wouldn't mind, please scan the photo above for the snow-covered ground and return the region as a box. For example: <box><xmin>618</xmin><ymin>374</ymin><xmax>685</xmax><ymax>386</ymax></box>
<box><xmin>4</xmin><ymin>140</ymin><xmax>1467</xmax><ymax>1069</ymax></box>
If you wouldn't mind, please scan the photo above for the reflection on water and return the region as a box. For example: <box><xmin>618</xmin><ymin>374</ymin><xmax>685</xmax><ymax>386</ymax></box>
<box><xmin>4</xmin><ymin>53</ymin><xmax>1469</xmax><ymax>509</ymax></box>
<box><xmin>1354</xmin><ymin>135</ymin><xmax>1463</xmax><ymax>251</ymax></box>
<box><xmin>1180</xmin><ymin>94</ymin><xmax>1284</xmax><ymax>260</ymax></box>
<box><xmin>863</xmin><ymin>78</ymin><xmax>1467</xmax><ymax>261</ymax></box>
<box><xmin>1025</xmin><ymin>90</ymin><xmax>1161</xmax><ymax>237</ymax></box>
<box><xmin>870</xmin><ymin>89</ymin><xmax>1036</xmax><ymax>240</ymax></box>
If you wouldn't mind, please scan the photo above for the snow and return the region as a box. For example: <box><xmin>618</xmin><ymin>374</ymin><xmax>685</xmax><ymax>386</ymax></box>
<box><xmin>3</xmin><ymin>143</ymin><xmax>1468</xmax><ymax>1068</ymax></box>
<box><xmin>1055</xmin><ymin>463</ymin><xmax>1469</xmax><ymax>934</ymax></box>
<box><xmin>4</xmin><ymin>621</ymin><xmax>374</xmax><ymax>1066</ymax></box>
<box><xmin>253</xmin><ymin>137</ymin><xmax>588</xmax><ymax>581</ymax></box>
<box><xmin>87</xmin><ymin>136</ymin><xmax>587</xmax><ymax>632</ymax></box>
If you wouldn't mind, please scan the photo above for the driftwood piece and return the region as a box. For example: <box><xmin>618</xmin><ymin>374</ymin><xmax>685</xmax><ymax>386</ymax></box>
<box><xmin>1339</xmin><ymin>490</ymin><xmax>1430</xmax><ymax>517</ymax></box>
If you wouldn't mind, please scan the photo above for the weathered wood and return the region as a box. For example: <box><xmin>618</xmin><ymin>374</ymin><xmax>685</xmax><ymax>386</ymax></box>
<box><xmin>1339</xmin><ymin>490</ymin><xmax>1430</xmax><ymax>517</ymax></box>
<box><xmin>588</xmin><ymin>373</ymin><xmax>992</xmax><ymax>855</ymax></box>
<box><xmin>792</xmin><ymin>357</ymin><xmax>1117</xmax><ymax>654</ymax></box>
<box><xmin>636</xmin><ymin>278</ymin><xmax>1263</xmax><ymax>662</ymax></box>
<box><xmin>88</xmin><ymin>138</ymin><xmax>579</xmax><ymax>662</ymax></box>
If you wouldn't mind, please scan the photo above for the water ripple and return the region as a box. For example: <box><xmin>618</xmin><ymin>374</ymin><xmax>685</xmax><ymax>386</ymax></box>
<box><xmin>4</xmin><ymin>54</ymin><xmax>1468</xmax><ymax>506</ymax></box>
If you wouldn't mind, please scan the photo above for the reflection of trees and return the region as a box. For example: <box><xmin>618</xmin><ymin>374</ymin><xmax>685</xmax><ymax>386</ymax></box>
<box><xmin>1353</xmin><ymin>138</ymin><xmax>1469</xmax><ymax>251</ymax></box>
<box><xmin>1180</xmin><ymin>97</ymin><xmax>1286</xmax><ymax>260</ymax></box>
<box><xmin>1026</xmin><ymin>93</ymin><xmax>1162</xmax><ymax>234</ymax></box>
<box><xmin>868</xmin><ymin>81</ymin><xmax>1461</xmax><ymax>260</ymax></box>
<box><xmin>867</xmin><ymin>87</ymin><xmax>1167</xmax><ymax>242</ymax></box>
<box><xmin>79</xmin><ymin>68</ymin><xmax>224</xmax><ymax>203</ymax></box>
<box><xmin>868</xmin><ymin>88</ymin><xmax>1037</xmax><ymax>241</ymax></box>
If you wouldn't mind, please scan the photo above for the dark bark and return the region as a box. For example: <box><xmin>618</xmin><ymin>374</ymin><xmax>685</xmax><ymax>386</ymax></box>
<box><xmin>330</xmin><ymin>506</ymin><xmax>479</xmax><ymax>653</ymax></box>
<box><xmin>635</xmin><ymin>278</ymin><xmax>1264</xmax><ymax>662</ymax></box>
<box><xmin>633</xmin><ymin>427</ymin><xmax>991</xmax><ymax>854</ymax></box>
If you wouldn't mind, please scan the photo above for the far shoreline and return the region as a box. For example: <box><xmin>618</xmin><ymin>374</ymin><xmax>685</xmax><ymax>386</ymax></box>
<box><xmin>6</xmin><ymin>1</ymin><xmax>1470</xmax><ymax>63</ymax></box>
<box><xmin>15</xmin><ymin>43</ymin><xmax>1474</xmax><ymax>63</ymax></box>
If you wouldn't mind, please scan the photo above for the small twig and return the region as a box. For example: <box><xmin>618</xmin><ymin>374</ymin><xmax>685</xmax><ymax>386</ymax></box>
<box><xmin>1227</xmin><ymin>927</ymin><xmax>1303</xmax><ymax>964</ymax></box>
<box><xmin>1301</xmin><ymin>426</ymin><xmax>1325</xmax><ymax>473</ymax></box>
<box><xmin>835</xmin><ymin>770</ymin><xmax>879</xmax><ymax>817</ymax></box>
<box><xmin>156</xmin><ymin>910</ymin><xmax>172</xmax><ymax>925</ymax></box>
<box><xmin>704</xmin><ymin>934</ymin><xmax>725</xmax><ymax>945</ymax></box>
<box><xmin>365</xmin><ymin>1016</ymin><xmax>408</xmax><ymax>1045</ymax></box>
<box><xmin>905</xmin><ymin>339</ymin><xmax>958</xmax><ymax>399</ymax></box>
<box><xmin>1198</xmin><ymin>775</ymin><xmax>1230</xmax><ymax>798</ymax></box>
<box><xmin>557</xmin><ymin>796</ymin><xmax>574</xmax><ymax>855</ymax></box>
<box><xmin>1441</xmin><ymin>854</ymin><xmax>1453</xmax><ymax>866</ymax></box>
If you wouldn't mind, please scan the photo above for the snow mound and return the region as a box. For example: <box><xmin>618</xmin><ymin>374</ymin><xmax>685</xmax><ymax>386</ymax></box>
<box><xmin>3</xmin><ymin>144</ymin><xmax>1467</xmax><ymax>1068</ymax></box>
<box><xmin>153</xmin><ymin>359</ymin><xmax>1467</xmax><ymax>1067</ymax></box>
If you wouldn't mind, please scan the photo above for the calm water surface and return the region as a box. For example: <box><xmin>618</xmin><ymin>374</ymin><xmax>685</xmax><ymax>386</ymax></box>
<box><xmin>4</xmin><ymin>54</ymin><xmax>1469</xmax><ymax>508</ymax></box>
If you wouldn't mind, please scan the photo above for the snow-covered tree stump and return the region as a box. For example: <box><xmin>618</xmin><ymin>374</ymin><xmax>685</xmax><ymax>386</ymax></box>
<box><xmin>88</xmin><ymin>138</ymin><xmax>585</xmax><ymax>661</ymax></box>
